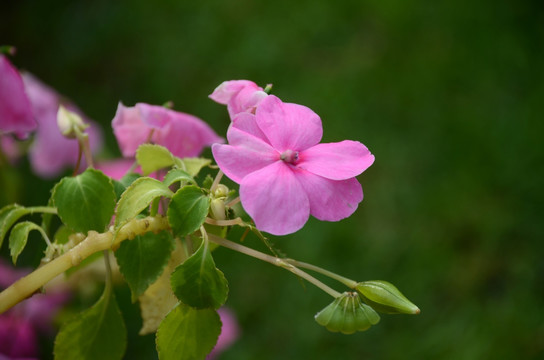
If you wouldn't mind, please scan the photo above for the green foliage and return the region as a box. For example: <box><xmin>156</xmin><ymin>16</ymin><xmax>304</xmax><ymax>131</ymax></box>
<box><xmin>315</xmin><ymin>292</ymin><xmax>380</xmax><ymax>334</ymax></box>
<box><xmin>163</xmin><ymin>168</ymin><xmax>195</xmax><ymax>187</ymax></box>
<box><xmin>54</xmin><ymin>287</ymin><xmax>127</xmax><ymax>360</ymax></box>
<box><xmin>52</xmin><ymin>169</ymin><xmax>116</xmax><ymax>233</ymax></box>
<box><xmin>156</xmin><ymin>302</ymin><xmax>221</xmax><ymax>360</ymax></box>
<box><xmin>170</xmin><ymin>240</ymin><xmax>228</xmax><ymax>309</ymax></box>
<box><xmin>0</xmin><ymin>204</ymin><xmax>27</xmax><ymax>248</ymax></box>
<box><xmin>176</xmin><ymin>158</ymin><xmax>211</xmax><ymax>177</ymax></box>
<box><xmin>136</xmin><ymin>144</ymin><xmax>176</xmax><ymax>175</ymax></box>
<box><xmin>8</xmin><ymin>221</ymin><xmax>47</xmax><ymax>264</ymax></box>
<box><xmin>115</xmin><ymin>177</ymin><xmax>173</xmax><ymax>228</ymax></box>
<box><xmin>115</xmin><ymin>231</ymin><xmax>175</xmax><ymax>302</ymax></box>
<box><xmin>167</xmin><ymin>186</ymin><xmax>210</xmax><ymax>237</ymax></box>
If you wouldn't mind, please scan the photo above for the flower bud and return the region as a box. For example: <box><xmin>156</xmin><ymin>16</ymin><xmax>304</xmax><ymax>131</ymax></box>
<box><xmin>57</xmin><ymin>105</ymin><xmax>88</xmax><ymax>139</ymax></box>
<box><xmin>356</xmin><ymin>280</ymin><xmax>420</xmax><ymax>315</ymax></box>
<box><xmin>315</xmin><ymin>292</ymin><xmax>380</xmax><ymax>334</ymax></box>
<box><xmin>213</xmin><ymin>184</ymin><xmax>229</xmax><ymax>199</ymax></box>
<box><xmin>210</xmin><ymin>198</ymin><xmax>227</xmax><ymax>221</ymax></box>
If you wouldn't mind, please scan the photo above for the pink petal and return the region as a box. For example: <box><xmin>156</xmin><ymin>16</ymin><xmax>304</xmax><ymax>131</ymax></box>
<box><xmin>227</xmin><ymin>87</ymin><xmax>267</xmax><ymax>118</ymax></box>
<box><xmin>240</xmin><ymin>162</ymin><xmax>310</xmax><ymax>235</ymax></box>
<box><xmin>296</xmin><ymin>171</ymin><xmax>363</xmax><ymax>221</ymax></box>
<box><xmin>230</xmin><ymin>112</ymin><xmax>269</xmax><ymax>143</ymax></box>
<box><xmin>152</xmin><ymin>109</ymin><xmax>223</xmax><ymax>158</ymax></box>
<box><xmin>255</xmin><ymin>95</ymin><xmax>322</xmax><ymax>152</ymax></box>
<box><xmin>95</xmin><ymin>159</ymin><xmax>136</xmax><ymax>180</ymax></box>
<box><xmin>112</xmin><ymin>103</ymin><xmax>152</xmax><ymax>157</ymax></box>
<box><xmin>209</xmin><ymin>80</ymin><xmax>258</xmax><ymax>104</ymax></box>
<box><xmin>298</xmin><ymin>140</ymin><xmax>375</xmax><ymax>180</ymax></box>
<box><xmin>0</xmin><ymin>56</ymin><xmax>36</xmax><ymax>135</ymax></box>
<box><xmin>207</xmin><ymin>308</ymin><xmax>239</xmax><ymax>359</ymax></box>
<box><xmin>212</xmin><ymin>140</ymin><xmax>277</xmax><ymax>184</ymax></box>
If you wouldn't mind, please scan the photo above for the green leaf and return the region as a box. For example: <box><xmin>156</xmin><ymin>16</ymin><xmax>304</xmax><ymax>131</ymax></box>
<box><xmin>52</xmin><ymin>169</ymin><xmax>116</xmax><ymax>233</ymax></box>
<box><xmin>115</xmin><ymin>231</ymin><xmax>175</xmax><ymax>302</ymax></box>
<box><xmin>175</xmin><ymin>158</ymin><xmax>211</xmax><ymax>177</ymax></box>
<box><xmin>136</xmin><ymin>144</ymin><xmax>176</xmax><ymax>175</ymax></box>
<box><xmin>54</xmin><ymin>288</ymin><xmax>127</xmax><ymax>360</ymax></box>
<box><xmin>170</xmin><ymin>240</ymin><xmax>228</xmax><ymax>309</ymax></box>
<box><xmin>9</xmin><ymin>221</ymin><xmax>47</xmax><ymax>264</ymax></box>
<box><xmin>163</xmin><ymin>169</ymin><xmax>195</xmax><ymax>187</ymax></box>
<box><xmin>0</xmin><ymin>204</ymin><xmax>26</xmax><ymax>248</ymax></box>
<box><xmin>115</xmin><ymin>177</ymin><xmax>174</xmax><ymax>228</ymax></box>
<box><xmin>315</xmin><ymin>292</ymin><xmax>380</xmax><ymax>334</ymax></box>
<box><xmin>156</xmin><ymin>302</ymin><xmax>221</xmax><ymax>360</ymax></box>
<box><xmin>167</xmin><ymin>186</ymin><xmax>210</xmax><ymax>237</ymax></box>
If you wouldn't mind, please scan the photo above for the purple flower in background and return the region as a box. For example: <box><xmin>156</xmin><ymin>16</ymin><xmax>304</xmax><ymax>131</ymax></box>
<box><xmin>209</xmin><ymin>80</ymin><xmax>268</xmax><ymax>118</ymax></box>
<box><xmin>0</xmin><ymin>260</ymin><xmax>70</xmax><ymax>359</ymax></box>
<box><xmin>0</xmin><ymin>55</ymin><xmax>36</xmax><ymax>136</ymax></box>
<box><xmin>207</xmin><ymin>308</ymin><xmax>240</xmax><ymax>360</ymax></box>
<box><xmin>112</xmin><ymin>102</ymin><xmax>222</xmax><ymax>158</ymax></box>
<box><xmin>21</xmin><ymin>73</ymin><xmax>103</xmax><ymax>178</ymax></box>
<box><xmin>212</xmin><ymin>95</ymin><xmax>375</xmax><ymax>235</ymax></box>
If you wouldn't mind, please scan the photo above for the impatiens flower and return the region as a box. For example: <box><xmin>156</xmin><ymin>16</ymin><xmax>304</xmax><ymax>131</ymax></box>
<box><xmin>212</xmin><ymin>95</ymin><xmax>375</xmax><ymax>235</ymax></box>
<box><xmin>0</xmin><ymin>259</ymin><xmax>70</xmax><ymax>360</ymax></box>
<box><xmin>209</xmin><ymin>80</ymin><xmax>268</xmax><ymax>118</ymax></box>
<box><xmin>207</xmin><ymin>307</ymin><xmax>240</xmax><ymax>360</ymax></box>
<box><xmin>21</xmin><ymin>73</ymin><xmax>103</xmax><ymax>178</ymax></box>
<box><xmin>112</xmin><ymin>102</ymin><xmax>222</xmax><ymax>158</ymax></box>
<box><xmin>0</xmin><ymin>55</ymin><xmax>36</xmax><ymax>136</ymax></box>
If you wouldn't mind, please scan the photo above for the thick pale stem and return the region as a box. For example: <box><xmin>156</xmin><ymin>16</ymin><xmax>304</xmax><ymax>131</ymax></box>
<box><xmin>210</xmin><ymin>170</ymin><xmax>224</xmax><ymax>193</ymax></box>
<box><xmin>207</xmin><ymin>234</ymin><xmax>341</xmax><ymax>298</ymax></box>
<box><xmin>204</xmin><ymin>217</ymin><xmax>243</xmax><ymax>226</ymax></box>
<box><xmin>0</xmin><ymin>216</ymin><xmax>169</xmax><ymax>314</ymax></box>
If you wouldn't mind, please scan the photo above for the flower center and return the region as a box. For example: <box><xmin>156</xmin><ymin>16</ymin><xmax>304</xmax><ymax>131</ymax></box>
<box><xmin>280</xmin><ymin>150</ymin><xmax>299</xmax><ymax>164</ymax></box>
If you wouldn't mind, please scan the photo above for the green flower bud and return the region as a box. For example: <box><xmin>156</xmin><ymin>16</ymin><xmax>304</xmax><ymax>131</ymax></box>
<box><xmin>210</xmin><ymin>198</ymin><xmax>227</xmax><ymax>221</ymax></box>
<box><xmin>57</xmin><ymin>105</ymin><xmax>88</xmax><ymax>139</ymax></box>
<box><xmin>356</xmin><ymin>280</ymin><xmax>420</xmax><ymax>315</ymax></box>
<box><xmin>315</xmin><ymin>292</ymin><xmax>380</xmax><ymax>334</ymax></box>
<box><xmin>213</xmin><ymin>184</ymin><xmax>229</xmax><ymax>199</ymax></box>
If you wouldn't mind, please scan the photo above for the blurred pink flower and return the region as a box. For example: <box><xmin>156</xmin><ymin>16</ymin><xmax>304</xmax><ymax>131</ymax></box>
<box><xmin>207</xmin><ymin>307</ymin><xmax>239</xmax><ymax>360</ymax></box>
<box><xmin>209</xmin><ymin>80</ymin><xmax>268</xmax><ymax>118</ymax></box>
<box><xmin>21</xmin><ymin>73</ymin><xmax>103</xmax><ymax>178</ymax></box>
<box><xmin>112</xmin><ymin>102</ymin><xmax>222</xmax><ymax>158</ymax></box>
<box><xmin>95</xmin><ymin>158</ymin><xmax>136</xmax><ymax>181</ymax></box>
<box><xmin>0</xmin><ymin>259</ymin><xmax>70</xmax><ymax>359</ymax></box>
<box><xmin>212</xmin><ymin>95</ymin><xmax>375</xmax><ymax>235</ymax></box>
<box><xmin>0</xmin><ymin>55</ymin><xmax>36</xmax><ymax>136</ymax></box>
<box><xmin>0</xmin><ymin>135</ymin><xmax>22</xmax><ymax>164</ymax></box>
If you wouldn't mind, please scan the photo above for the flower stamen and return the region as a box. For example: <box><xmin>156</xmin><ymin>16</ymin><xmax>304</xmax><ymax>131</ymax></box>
<box><xmin>280</xmin><ymin>150</ymin><xmax>299</xmax><ymax>164</ymax></box>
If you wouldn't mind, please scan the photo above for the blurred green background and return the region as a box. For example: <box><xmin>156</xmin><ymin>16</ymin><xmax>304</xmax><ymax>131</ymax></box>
<box><xmin>1</xmin><ymin>0</ymin><xmax>543</xmax><ymax>359</ymax></box>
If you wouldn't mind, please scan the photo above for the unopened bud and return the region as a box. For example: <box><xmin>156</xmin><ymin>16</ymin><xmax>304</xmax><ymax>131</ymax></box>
<box><xmin>315</xmin><ymin>292</ymin><xmax>380</xmax><ymax>334</ymax></box>
<box><xmin>57</xmin><ymin>105</ymin><xmax>88</xmax><ymax>139</ymax></box>
<box><xmin>210</xmin><ymin>198</ymin><xmax>227</xmax><ymax>221</ymax></box>
<box><xmin>356</xmin><ymin>280</ymin><xmax>420</xmax><ymax>315</ymax></box>
<box><xmin>213</xmin><ymin>184</ymin><xmax>229</xmax><ymax>199</ymax></box>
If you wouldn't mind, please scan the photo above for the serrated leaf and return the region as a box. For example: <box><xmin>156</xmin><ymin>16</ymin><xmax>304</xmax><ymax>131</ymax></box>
<box><xmin>175</xmin><ymin>158</ymin><xmax>211</xmax><ymax>177</ymax></box>
<box><xmin>115</xmin><ymin>177</ymin><xmax>174</xmax><ymax>228</ymax></box>
<box><xmin>0</xmin><ymin>204</ymin><xmax>28</xmax><ymax>248</ymax></box>
<box><xmin>167</xmin><ymin>186</ymin><xmax>210</xmax><ymax>237</ymax></box>
<box><xmin>54</xmin><ymin>288</ymin><xmax>127</xmax><ymax>360</ymax></box>
<box><xmin>163</xmin><ymin>169</ymin><xmax>195</xmax><ymax>187</ymax></box>
<box><xmin>156</xmin><ymin>302</ymin><xmax>221</xmax><ymax>360</ymax></box>
<box><xmin>136</xmin><ymin>144</ymin><xmax>176</xmax><ymax>175</ymax></box>
<box><xmin>139</xmin><ymin>239</ymin><xmax>186</xmax><ymax>335</ymax></box>
<box><xmin>115</xmin><ymin>231</ymin><xmax>175</xmax><ymax>302</ymax></box>
<box><xmin>170</xmin><ymin>240</ymin><xmax>228</xmax><ymax>309</ymax></box>
<box><xmin>52</xmin><ymin>169</ymin><xmax>116</xmax><ymax>233</ymax></box>
<box><xmin>9</xmin><ymin>221</ymin><xmax>47</xmax><ymax>264</ymax></box>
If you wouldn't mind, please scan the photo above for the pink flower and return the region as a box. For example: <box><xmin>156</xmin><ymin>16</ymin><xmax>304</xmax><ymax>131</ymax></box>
<box><xmin>0</xmin><ymin>55</ymin><xmax>36</xmax><ymax>136</ymax></box>
<box><xmin>0</xmin><ymin>260</ymin><xmax>70</xmax><ymax>359</ymax></box>
<box><xmin>21</xmin><ymin>73</ymin><xmax>103</xmax><ymax>178</ymax></box>
<box><xmin>212</xmin><ymin>95</ymin><xmax>375</xmax><ymax>235</ymax></box>
<box><xmin>95</xmin><ymin>158</ymin><xmax>136</xmax><ymax>181</ymax></box>
<box><xmin>209</xmin><ymin>80</ymin><xmax>268</xmax><ymax>118</ymax></box>
<box><xmin>207</xmin><ymin>308</ymin><xmax>239</xmax><ymax>360</ymax></box>
<box><xmin>112</xmin><ymin>102</ymin><xmax>222</xmax><ymax>158</ymax></box>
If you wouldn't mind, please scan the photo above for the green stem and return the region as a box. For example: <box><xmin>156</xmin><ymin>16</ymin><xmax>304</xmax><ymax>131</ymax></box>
<box><xmin>103</xmin><ymin>250</ymin><xmax>113</xmax><ymax>296</ymax></box>
<box><xmin>207</xmin><ymin>234</ymin><xmax>341</xmax><ymax>298</ymax></box>
<box><xmin>74</xmin><ymin>127</ymin><xmax>94</xmax><ymax>169</ymax></box>
<box><xmin>150</xmin><ymin>198</ymin><xmax>160</xmax><ymax>217</ymax></box>
<box><xmin>284</xmin><ymin>259</ymin><xmax>358</xmax><ymax>289</ymax></box>
<box><xmin>0</xmin><ymin>215</ymin><xmax>169</xmax><ymax>314</ymax></box>
<box><xmin>27</xmin><ymin>206</ymin><xmax>58</xmax><ymax>215</ymax></box>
